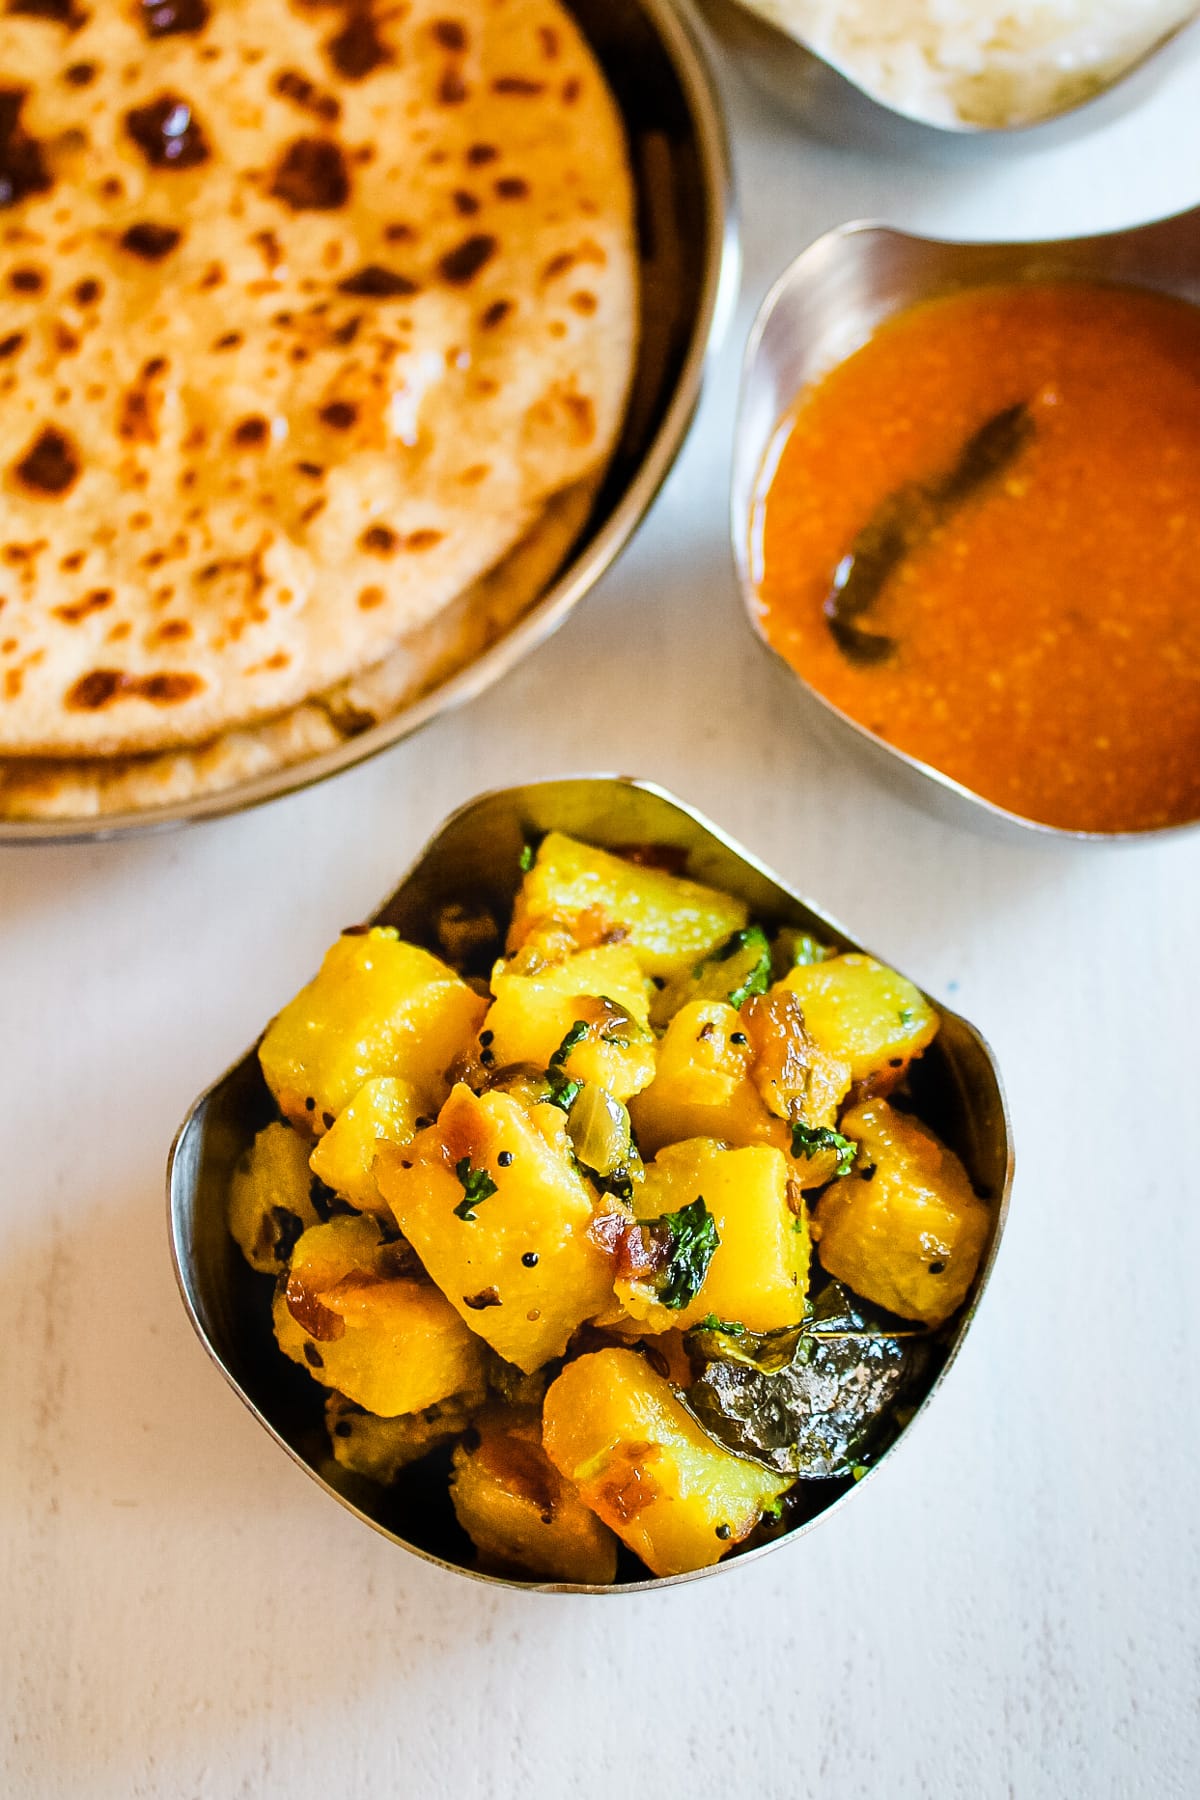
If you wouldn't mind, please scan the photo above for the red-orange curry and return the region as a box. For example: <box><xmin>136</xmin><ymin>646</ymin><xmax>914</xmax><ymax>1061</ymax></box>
<box><xmin>753</xmin><ymin>282</ymin><xmax>1200</xmax><ymax>832</ymax></box>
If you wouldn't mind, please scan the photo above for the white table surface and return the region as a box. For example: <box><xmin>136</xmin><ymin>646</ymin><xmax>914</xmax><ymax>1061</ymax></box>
<box><xmin>4</xmin><ymin>14</ymin><xmax>1200</xmax><ymax>1797</ymax></box>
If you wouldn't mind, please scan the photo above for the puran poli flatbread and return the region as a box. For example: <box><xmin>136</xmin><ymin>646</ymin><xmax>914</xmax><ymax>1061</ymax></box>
<box><xmin>0</xmin><ymin>0</ymin><xmax>635</xmax><ymax>756</ymax></box>
<box><xmin>0</xmin><ymin>475</ymin><xmax>596</xmax><ymax>819</ymax></box>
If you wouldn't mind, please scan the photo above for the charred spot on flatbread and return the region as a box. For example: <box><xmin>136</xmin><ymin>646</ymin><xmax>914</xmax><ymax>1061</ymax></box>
<box><xmin>125</xmin><ymin>95</ymin><xmax>211</xmax><ymax>169</ymax></box>
<box><xmin>336</xmin><ymin>264</ymin><xmax>419</xmax><ymax>297</ymax></box>
<box><xmin>270</xmin><ymin>136</ymin><xmax>350</xmax><ymax>210</ymax></box>
<box><xmin>120</xmin><ymin>222</ymin><xmax>183</xmax><ymax>261</ymax></box>
<box><xmin>324</xmin><ymin>4</ymin><xmax>394</xmax><ymax>81</ymax></box>
<box><xmin>12</xmin><ymin>428</ymin><xmax>80</xmax><ymax>496</ymax></box>
<box><xmin>7</xmin><ymin>1</ymin><xmax>89</xmax><ymax>27</ymax></box>
<box><xmin>438</xmin><ymin>233</ymin><xmax>497</xmax><ymax>285</ymax></box>
<box><xmin>0</xmin><ymin>88</ymin><xmax>52</xmax><ymax>210</ymax></box>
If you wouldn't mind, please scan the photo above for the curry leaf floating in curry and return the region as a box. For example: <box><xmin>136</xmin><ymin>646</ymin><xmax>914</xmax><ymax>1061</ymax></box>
<box><xmin>823</xmin><ymin>401</ymin><xmax>1034</xmax><ymax>664</ymax></box>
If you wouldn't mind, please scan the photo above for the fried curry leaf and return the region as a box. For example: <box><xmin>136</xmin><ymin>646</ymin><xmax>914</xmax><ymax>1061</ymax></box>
<box><xmin>452</xmin><ymin>1156</ymin><xmax>498</xmax><ymax>1222</ymax></box>
<box><xmin>684</xmin><ymin>1281</ymin><xmax>934</xmax><ymax>1478</ymax></box>
<box><xmin>790</xmin><ymin>1121</ymin><xmax>857</xmax><ymax>1178</ymax></box>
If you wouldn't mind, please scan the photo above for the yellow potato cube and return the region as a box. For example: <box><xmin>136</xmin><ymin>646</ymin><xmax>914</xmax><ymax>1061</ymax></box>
<box><xmin>812</xmin><ymin>1100</ymin><xmax>990</xmax><ymax>1327</ymax></box>
<box><xmin>309</xmin><ymin>1076</ymin><xmax>420</xmax><ymax>1214</ymax></box>
<box><xmin>325</xmin><ymin>1389</ymin><xmax>484</xmax><ymax>1486</ymax></box>
<box><xmin>273</xmin><ymin>1216</ymin><xmax>487</xmax><ymax>1416</ymax></box>
<box><xmin>616</xmin><ymin>1139</ymin><xmax>808</xmax><ymax>1334</ymax></box>
<box><xmin>450</xmin><ymin>1407</ymin><xmax>619</xmax><ymax>1585</ymax></box>
<box><xmin>542</xmin><ymin>1349</ymin><xmax>789</xmax><ymax>1578</ymax></box>
<box><xmin>375</xmin><ymin>1086</ymin><xmax>618</xmax><ymax>1374</ymax></box>
<box><xmin>483</xmin><ymin>944</ymin><xmax>656</xmax><ymax>1101</ymax></box>
<box><xmin>509</xmin><ymin>832</ymin><xmax>749</xmax><ymax>980</ymax></box>
<box><xmin>629</xmin><ymin>1000</ymin><xmax>791</xmax><ymax>1158</ymax></box>
<box><xmin>258</xmin><ymin>928</ymin><xmax>487</xmax><ymax>1132</ymax></box>
<box><xmin>779</xmin><ymin>955</ymin><xmax>938</xmax><ymax>1091</ymax></box>
<box><xmin>227</xmin><ymin>1120</ymin><xmax>322</xmax><ymax>1276</ymax></box>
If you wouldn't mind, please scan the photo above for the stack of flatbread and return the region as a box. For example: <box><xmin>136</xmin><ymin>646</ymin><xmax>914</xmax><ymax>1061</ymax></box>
<box><xmin>0</xmin><ymin>0</ymin><xmax>637</xmax><ymax>818</ymax></box>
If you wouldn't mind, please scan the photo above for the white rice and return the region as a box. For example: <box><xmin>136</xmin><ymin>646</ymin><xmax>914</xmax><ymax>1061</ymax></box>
<box><xmin>742</xmin><ymin>0</ymin><xmax>1196</xmax><ymax>125</ymax></box>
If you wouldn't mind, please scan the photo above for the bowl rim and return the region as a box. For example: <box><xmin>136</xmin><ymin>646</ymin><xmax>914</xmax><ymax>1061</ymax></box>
<box><xmin>733</xmin><ymin>212</ymin><xmax>1200</xmax><ymax>845</ymax></box>
<box><xmin>166</xmin><ymin>772</ymin><xmax>1015</xmax><ymax>1595</ymax></box>
<box><xmin>0</xmin><ymin>0</ymin><xmax>740</xmax><ymax>848</ymax></box>
<box><xmin>714</xmin><ymin>0</ymin><xmax>1200</xmax><ymax>136</ymax></box>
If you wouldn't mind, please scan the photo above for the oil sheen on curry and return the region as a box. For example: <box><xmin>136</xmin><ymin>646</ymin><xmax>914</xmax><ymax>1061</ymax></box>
<box><xmin>752</xmin><ymin>281</ymin><xmax>1200</xmax><ymax>833</ymax></box>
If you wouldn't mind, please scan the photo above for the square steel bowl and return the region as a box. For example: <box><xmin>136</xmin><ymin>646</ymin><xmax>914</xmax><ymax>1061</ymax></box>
<box><xmin>2</xmin><ymin>0</ymin><xmax>737</xmax><ymax>845</ymax></box>
<box><xmin>168</xmin><ymin>776</ymin><xmax>1013</xmax><ymax>1593</ymax></box>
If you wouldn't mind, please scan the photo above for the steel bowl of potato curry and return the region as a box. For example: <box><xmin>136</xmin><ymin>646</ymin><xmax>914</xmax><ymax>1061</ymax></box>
<box><xmin>169</xmin><ymin>779</ymin><xmax>1011</xmax><ymax>1591</ymax></box>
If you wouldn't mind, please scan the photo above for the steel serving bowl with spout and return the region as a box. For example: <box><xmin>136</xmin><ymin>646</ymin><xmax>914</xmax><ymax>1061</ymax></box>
<box><xmin>732</xmin><ymin>204</ymin><xmax>1200</xmax><ymax>843</ymax></box>
<box><xmin>168</xmin><ymin>776</ymin><xmax>1013</xmax><ymax>1594</ymax></box>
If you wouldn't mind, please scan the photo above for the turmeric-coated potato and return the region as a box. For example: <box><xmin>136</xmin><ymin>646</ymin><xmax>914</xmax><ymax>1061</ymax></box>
<box><xmin>812</xmin><ymin>1101</ymin><xmax>990</xmax><ymax>1326</ymax></box>
<box><xmin>451</xmin><ymin>1407</ymin><xmax>619</xmax><ymax>1585</ymax></box>
<box><xmin>308</xmin><ymin>1076</ymin><xmax>420</xmax><ymax>1214</ymax></box>
<box><xmin>616</xmin><ymin>1139</ymin><xmax>809</xmax><ymax>1334</ymax></box>
<box><xmin>259</xmin><ymin>928</ymin><xmax>486</xmax><ymax>1132</ymax></box>
<box><xmin>483</xmin><ymin>944</ymin><xmax>656</xmax><ymax>1101</ymax></box>
<box><xmin>542</xmin><ymin>1349</ymin><xmax>789</xmax><ymax>1578</ymax></box>
<box><xmin>376</xmin><ymin>1085</ymin><xmax>618</xmax><ymax>1373</ymax></box>
<box><xmin>508</xmin><ymin>832</ymin><xmax>748</xmax><ymax>980</ymax></box>
<box><xmin>779</xmin><ymin>955</ymin><xmax>938</xmax><ymax>1093</ymax></box>
<box><xmin>227</xmin><ymin>1120</ymin><xmax>322</xmax><ymax>1276</ymax></box>
<box><xmin>629</xmin><ymin>1001</ymin><xmax>791</xmax><ymax>1158</ymax></box>
<box><xmin>325</xmin><ymin>1388</ymin><xmax>484</xmax><ymax>1486</ymax></box>
<box><xmin>273</xmin><ymin>1217</ymin><xmax>486</xmax><ymax>1416</ymax></box>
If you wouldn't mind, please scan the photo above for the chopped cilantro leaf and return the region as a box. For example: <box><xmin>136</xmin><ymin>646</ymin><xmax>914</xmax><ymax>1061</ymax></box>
<box><xmin>721</xmin><ymin>926</ymin><xmax>771</xmax><ymax>1009</ymax></box>
<box><xmin>695</xmin><ymin>1313</ymin><xmax>746</xmax><ymax>1336</ymax></box>
<box><xmin>790</xmin><ymin>1121</ymin><xmax>857</xmax><ymax>1178</ymax></box>
<box><xmin>544</xmin><ymin>1066</ymin><xmax>583</xmax><ymax>1113</ymax></box>
<box><xmin>518</xmin><ymin>842</ymin><xmax>534</xmax><ymax>873</ymax></box>
<box><xmin>656</xmin><ymin>1198</ymin><xmax>720</xmax><ymax>1310</ymax></box>
<box><xmin>791</xmin><ymin>933</ymin><xmax>833</xmax><ymax>967</ymax></box>
<box><xmin>549</xmin><ymin>1020</ymin><xmax>590</xmax><ymax>1068</ymax></box>
<box><xmin>453</xmin><ymin>1156</ymin><xmax>498</xmax><ymax>1222</ymax></box>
